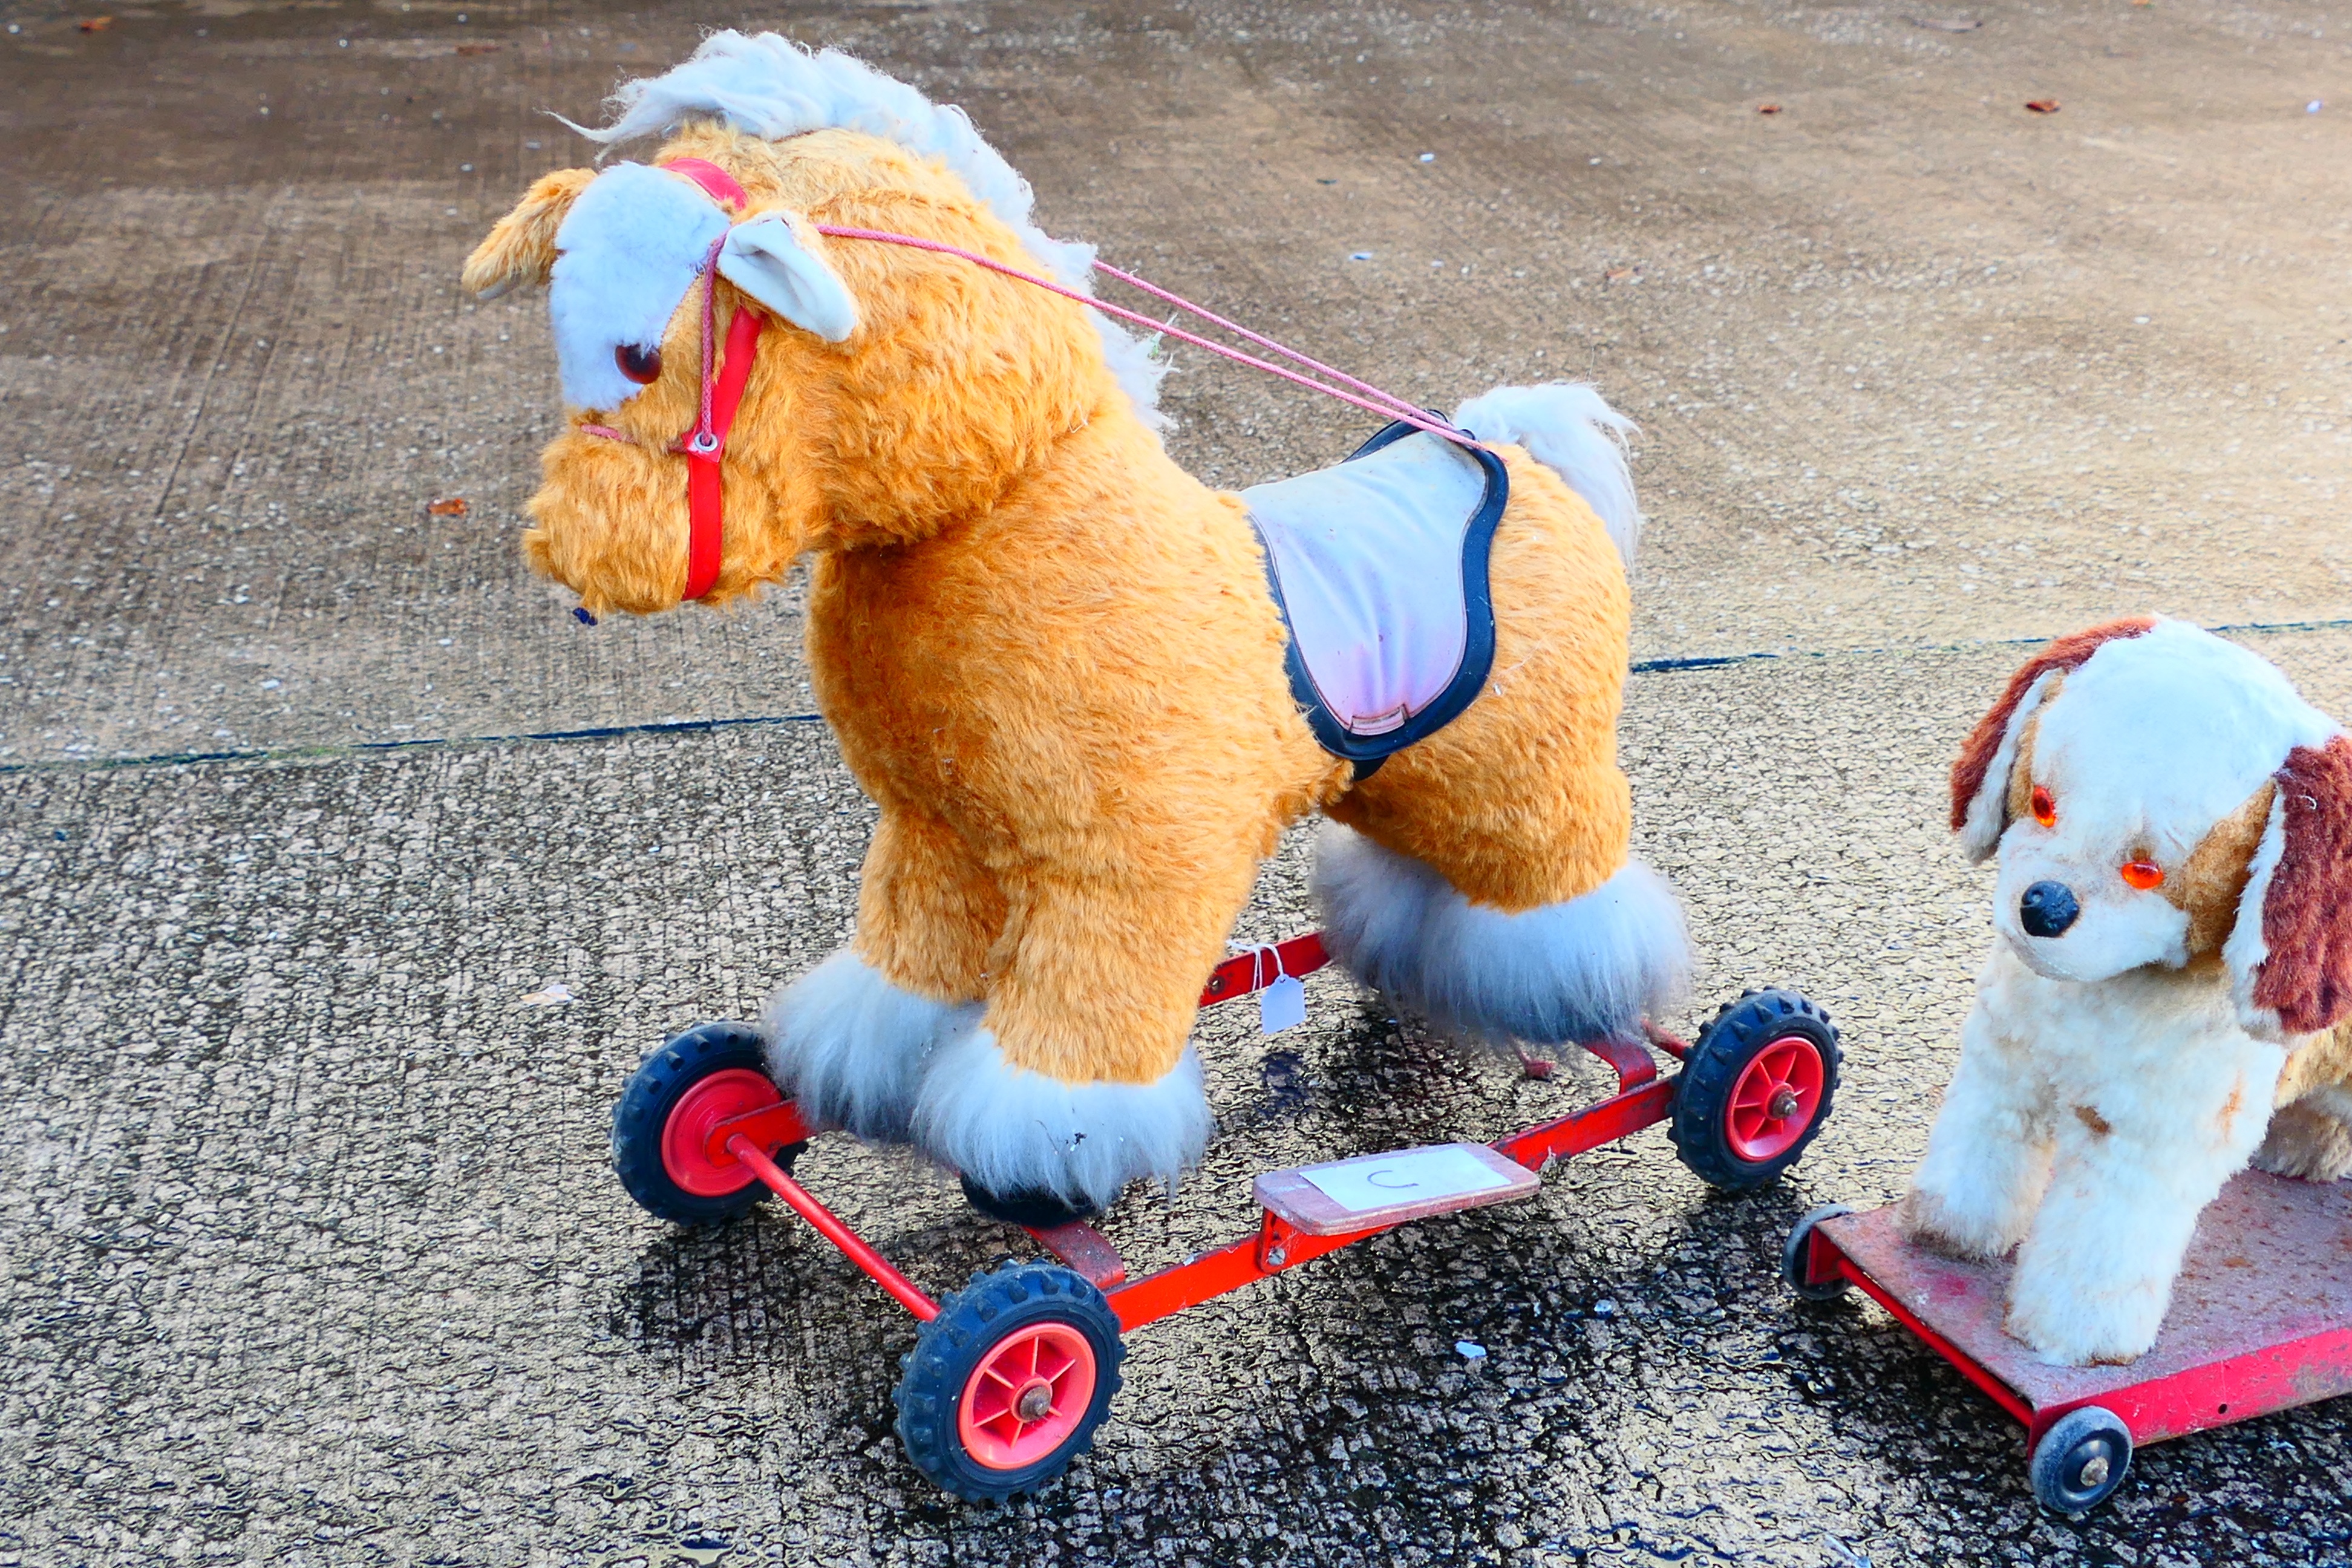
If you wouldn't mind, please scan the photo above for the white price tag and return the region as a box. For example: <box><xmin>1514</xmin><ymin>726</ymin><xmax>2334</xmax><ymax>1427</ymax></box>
<box><xmin>1259</xmin><ymin>973</ymin><xmax>1306</xmax><ymax>1034</ymax></box>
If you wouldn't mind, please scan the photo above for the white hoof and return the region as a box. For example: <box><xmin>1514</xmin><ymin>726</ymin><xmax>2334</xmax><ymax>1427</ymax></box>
<box><xmin>910</xmin><ymin>1029</ymin><xmax>1215</xmax><ymax>1212</ymax></box>
<box><xmin>760</xmin><ymin>952</ymin><xmax>980</xmax><ymax>1143</ymax></box>
<box><xmin>1313</xmin><ymin>823</ymin><xmax>1690</xmax><ymax>1045</ymax></box>
<box><xmin>1897</xmin><ymin>1179</ymin><xmax>2030</xmax><ymax>1263</ymax></box>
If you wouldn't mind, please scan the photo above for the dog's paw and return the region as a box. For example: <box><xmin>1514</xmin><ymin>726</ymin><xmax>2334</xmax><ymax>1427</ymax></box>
<box><xmin>2004</xmin><ymin>1273</ymin><xmax>2165</xmax><ymax>1368</ymax></box>
<box><xmin>1896</xmin><ymin>1186</ymin><xmax>2019</xmax><ymax>1263</ymax></box>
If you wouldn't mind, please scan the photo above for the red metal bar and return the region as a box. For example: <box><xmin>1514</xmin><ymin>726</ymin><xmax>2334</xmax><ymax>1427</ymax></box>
<box><xmin>701</xmin><ymin>1099</ymin><xmax>815</xmax><ymax>1167</ymax></box>
<box><xmin>760</xmin><ymin>1060</ymin><xmax>1674</xmax><ymax>1333</ymax></box>
<box><xmin>1491</xmin><ymin>1077</ymin><xmax>1676</xmax><ymax>1172</ymax></box>
<box><xmin>2031</xmin><ymin>1326</ymin><xmax>2352</xmax><ymax>1448</ymax></box>
<box><xmin>1820</xmin><ymin>1243</ymin><xmax>2034</xmax><ymax>1428</ymax></box>
<box><xmin>1026</xmin><ymin>1220</ymin><xmax>1129</xmax><ymax>1290</ymax></box>
<box><xmin>726</xmin><ymin>1135</ymin><xmax>940</xmax><ymax>1322</ymax></box>
<box><xmin>1103</xmin><ymin>1019</ymin><xmax>1682</xmax><ymax>1329</ymax></box>
<box><xmin>1252</xmin><ymin>1211</ymin><xmax>1373</xmax><ymax>1273</ymax></box>
<box><xmin>1641</xmin><ymin>1021</ymin><xmax>1691</xmax><ymax>1061</ymax></box>
<box><xmin>1108</xmin><ymin>1236</ymin><xmax>1263</xmax><ymax>1331</ymax></box>
<box><xmin>1201</xmin><ymin>932</ymin><xmax>1330</xmax><ymax>1005</ymax></box>
<box><xmin>1581</xmin><ymin>1034</ymin><xmax>1660</xmax><ymax>1090</ymax></box>
<box><xmin>1108</xmin><ymin>1210</ymin><xmax>1381</xmax><ymax>1333</ymax></box>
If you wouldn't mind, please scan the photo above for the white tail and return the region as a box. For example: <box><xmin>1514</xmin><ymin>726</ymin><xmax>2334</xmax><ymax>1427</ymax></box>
<box><xmin>1454</xmin><ymin>383</ymin><xmax>1642</xmax><ymax>567</ymax></box>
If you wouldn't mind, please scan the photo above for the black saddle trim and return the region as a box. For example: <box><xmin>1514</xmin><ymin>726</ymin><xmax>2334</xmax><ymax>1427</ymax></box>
<box><xmin>1253</xmin><ymin>419</ymin><xmax>1509</xmax><ymax>778</ymax></box>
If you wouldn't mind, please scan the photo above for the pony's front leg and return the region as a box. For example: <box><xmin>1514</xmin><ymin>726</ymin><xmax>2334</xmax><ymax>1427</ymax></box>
<box><xmin>909</xmin><ymin>858</ymin><xmax>1249</xmax><ymax>1220</ymax></box>
<box><xmin>762</xmin><ymin>807</ymin><xmax>1002</xmax><ymax>1142</ymax></box>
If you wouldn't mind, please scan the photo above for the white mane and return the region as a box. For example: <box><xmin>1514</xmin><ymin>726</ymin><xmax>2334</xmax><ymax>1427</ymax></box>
<box><xmin>566</xmin><ymin>31</ymin><xmax>1167</xmax><ymax>426</ymax></box>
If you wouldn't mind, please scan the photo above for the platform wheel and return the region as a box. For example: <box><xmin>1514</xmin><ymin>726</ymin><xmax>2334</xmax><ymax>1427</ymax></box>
<box><xmin>894</xmin><ymin>1261</ymin><xmax>1125</xmax><ymax>1501</ymax></box>
<box><xmin>1781</xmin><ymin>1204</ymin><xmax>1857</xmax><ymax>1301</ymax></box>
<box><xmin>2031</xmin><ymin>1406</ymin><xmax>2133</xmax><ymax>1514</ymax></box>
<box><xmin>612</xmin><ymin>1021</ymin><xmax>801</xmax><ymax>1226</ymax></box>
<box><xmin>1668</xmin><ymin>988</ymin><xmax>1841</xmax><ymax>1190</ymax></box>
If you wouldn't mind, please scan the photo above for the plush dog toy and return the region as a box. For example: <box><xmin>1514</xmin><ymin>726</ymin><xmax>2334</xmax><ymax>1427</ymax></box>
<box><xmin>464</xmin><ymin>34</ymin><xmax>1688</xmax><ymax>1223</ymax></box>
<box><xmin>1901</xmin><ymin>616</ymin><xmax>2352</xmax><ymax>1365</ymax></box>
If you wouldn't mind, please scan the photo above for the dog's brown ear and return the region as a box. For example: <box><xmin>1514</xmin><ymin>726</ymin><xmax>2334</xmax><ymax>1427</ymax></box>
<box><xmin>463</xmin><ymin>168</ymin><xmax>596</xmax><ymax>299</ymax></box>
<box><xmin>1950</xmin><ymin>616</ymin><xmax>2157</xmax><ymax>861</ymax></box>
<box><xmin>2229</xmin><ymin>734</ymin><xmax>2352</xmax><ymax>1038</ymax></box>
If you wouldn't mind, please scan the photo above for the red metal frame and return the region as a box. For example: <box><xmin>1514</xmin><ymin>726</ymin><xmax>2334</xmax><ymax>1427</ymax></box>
<box><xmin>1492</xmin><ymin>1033</ymin><xmax>1675</xmax><ymax>1172</ymax></box>
<box><xmin>695</xmin><ymin>931</ymin><xmax>1693</xmax><ymax>1336</ymax></box>
<box><xmin>1795</xmin><ymin>1204</ymin><xmax>2352</xmax><ymax>1451</ymax></box>
<box><xmin>1200</xmin><ymin>932</ymin><xmax>1330</xmax><ymax>1003</ymax></box>
<box><xmin>2062</xmin><ymin>1327</ymin><xmax>2352</xmax><ymax>1449</ymax></box>
<box><xmin>1024</xmin><ymin>1220</ymin><xmax>1128</xmax><ymax>1290</ymax></box>
<box><xmin>722</xmin><ymin>1134</ymin><xmax>939</xmax><ymax>1321</ymax></box>
<box><xmin>1799</xmin><ymin>1233</ymin><xmax>2034</xmax><ymax>1426</ymax></box>
<box><xmin>701</xmin><ymin>1099</ymin><xmax>812</xmax><ymax>1167</ymax></box>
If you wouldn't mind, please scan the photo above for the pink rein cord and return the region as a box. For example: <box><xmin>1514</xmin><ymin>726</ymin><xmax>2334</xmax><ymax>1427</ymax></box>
<box><xmin>563</xmin><ymin>198</ymin><xmax>1466</xmax><ymax>619</ymax></box>
<box><xmin>577</xmin><ymin>224</ymin><xmax>1472</xmax><ymax>450</ymax></box>
<box><xmin>684</xmin><ymin>232</ymin><xmax>726</xmax><ymax>454</ymax></box>
<box><xmin>813</xmin><ymin>224</ymin><xmax>1471</xmax><ymax>445</ymax></box>
<box><xmin>1089</xmin><ymin>259</ymin><xmax>1447</xmax><ymax>434</ymax></box>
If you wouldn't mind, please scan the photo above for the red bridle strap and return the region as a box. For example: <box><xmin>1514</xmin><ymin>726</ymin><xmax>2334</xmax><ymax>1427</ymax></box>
<box><xmin>583</xmin><ymin>157</ymin><xmax>1462</xmax><ymax>606</ymax></box>
<box><xmin>682</xmin><ymin>303</ymin><xmax>763</xmax><ymax>601</ymax></box>
<box><xmin>662</xmin><ymin>157</ymin><xmax>748</xmax><ymax>212</ymax></box>
<box><xmin>660</xmin><ymin>158</ymin><xmax>757</xmax><ymax>601</ymax></box>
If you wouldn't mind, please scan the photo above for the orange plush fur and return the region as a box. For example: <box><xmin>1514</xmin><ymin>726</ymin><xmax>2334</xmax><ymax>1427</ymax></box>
<box><xmin>469</xmin><ymin>82</ymin><xmax>1664</xmax><ymax>1207</ymax></box>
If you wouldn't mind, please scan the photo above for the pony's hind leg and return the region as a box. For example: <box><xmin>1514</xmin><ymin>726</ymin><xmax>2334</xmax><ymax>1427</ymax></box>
<box><xmin>1314</xmin><ymin>444</ymin><xmax>1690</xmax><ymax>1050</ymax></box>
<box><xmin>1313</xmin><ymin>822</ymin><xmax>1689</xmax><ymax>1051</ymax></box>
<box><xmin>762</xmin><ymin>806</ymin><xmax>1002</xmax><ymax>1142</ymax></box>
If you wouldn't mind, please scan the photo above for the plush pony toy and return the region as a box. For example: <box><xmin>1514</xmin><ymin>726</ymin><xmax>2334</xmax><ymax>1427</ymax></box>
<box><xmin>464</xmin><ymin>33</ymin><xmax>1688</xmax><ymax>1223</ymax></box>
<box><xmin>1901</xmin><ymin>617</ymin><xmax>2352</xmax><ymax>1365</ymax></box>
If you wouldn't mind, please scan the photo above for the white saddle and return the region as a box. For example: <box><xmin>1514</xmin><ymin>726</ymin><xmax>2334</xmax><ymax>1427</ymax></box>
<box><xmin>1244</xmin><ymin>425</ymin><xmax>1508</xmax><ymax>772</ymax></box>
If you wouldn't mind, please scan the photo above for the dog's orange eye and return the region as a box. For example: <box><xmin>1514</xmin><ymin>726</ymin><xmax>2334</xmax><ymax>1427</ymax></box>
<box><xmin>2121</xmin><ymin>860</ymin><xmax>2164</xmax><ymax>890</ymax></box>
<box><xmin>615</xmin><ymin>343</ymin><xmax>664</xmax><ymax>385</ymax></box>
<box><xmin>2030</xmin><ymin>786</ymin><xmax>2056</xmax><ymax>828</ymax></box>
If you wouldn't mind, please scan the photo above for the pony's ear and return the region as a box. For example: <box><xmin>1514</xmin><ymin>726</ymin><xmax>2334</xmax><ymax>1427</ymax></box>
<box><xmin>1949</xmin><ymin>616</ymin><xmax>2158</xmax><ymax>861</ymax></box>
<box><xmin>462</xmin><ymin>168</ymin><xmax>596</xmax><ymax>300</ymax></box>
<box><xmin>2227</xmin><ymin>735</ymin><xmax>2352</xmax><ymax>1039</ymax></box>
<box><xmin>717</xmin><ymin>213</ymin><xmax>859</xmax><ymax>342</ymax></box>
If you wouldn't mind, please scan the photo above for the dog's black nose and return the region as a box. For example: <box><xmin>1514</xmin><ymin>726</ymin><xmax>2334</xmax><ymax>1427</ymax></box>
<box><xmin>2019</xmin><ymin>880</ymin><xmax>2080</xmax><ymax>938</ymax></box>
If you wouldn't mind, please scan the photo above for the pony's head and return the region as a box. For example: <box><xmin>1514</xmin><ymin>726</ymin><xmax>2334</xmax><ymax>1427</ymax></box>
<box><xmin>463</xmin><ymin>34</ymin><xmax>1166</xmax><ymax>616</ymax></box>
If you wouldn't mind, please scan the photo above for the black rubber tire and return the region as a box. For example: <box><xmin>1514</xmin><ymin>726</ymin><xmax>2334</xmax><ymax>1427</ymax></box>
<box><xmin>2030</xmin><ymin>1405</ymin><xmax>2133</xmax><ymax>1514</ymax></box>
<box><xmin>611</xmin><ymin>1021</ymin><xmax>799</xmax><ymax>1226</ymax></box>
<box><xmin>894</xmin><ymin>1261</ymin><xmax>1125</xmax><ymax>1501</ymax></box>
<box><xmin>1668</xmin><ymin>988</ymin><xmax>1842</xmax><ymax>1190</ymax></box>
<box><xmin>1782</xmin><ymin>1204</ymin><xmax>1857</xmax><ymax>1300</ymax></box>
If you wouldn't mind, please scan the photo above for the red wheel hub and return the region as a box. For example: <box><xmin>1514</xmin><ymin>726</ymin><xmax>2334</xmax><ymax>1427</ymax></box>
<box><xmin>1725</xmin><ymin>1035</ymin><xmax>1826</xmax><ymax>1162</ymax></box>
<box><xmin>659</xmin><ymin>1068</ymin><xmax>781</xmax><ymax>1197</ymax></box>
<box><xmin>957</xmin><ymin>1322</ymin><xmax>1098</xmax><ymax>1471</ymax></box>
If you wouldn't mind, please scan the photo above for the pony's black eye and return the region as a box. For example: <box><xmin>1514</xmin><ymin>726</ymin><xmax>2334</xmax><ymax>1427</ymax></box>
<box><xmin>615</xmin><ymin>343</ymin><xmax>663</xmax><ymax>385</ymax></box>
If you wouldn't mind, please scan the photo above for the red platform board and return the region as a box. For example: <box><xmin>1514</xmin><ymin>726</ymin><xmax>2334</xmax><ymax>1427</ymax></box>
<box><xmin>1806</xmin><ymin>1172</ymin><xmax>2352</xmax><ymax>1448</ymax></box>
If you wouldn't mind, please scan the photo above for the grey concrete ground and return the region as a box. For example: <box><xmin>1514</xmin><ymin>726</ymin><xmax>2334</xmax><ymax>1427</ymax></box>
<box><xmin>2</xmin><ymin>0</ymin><xmax>2350</xmax><ymax>1563</ymax></box>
